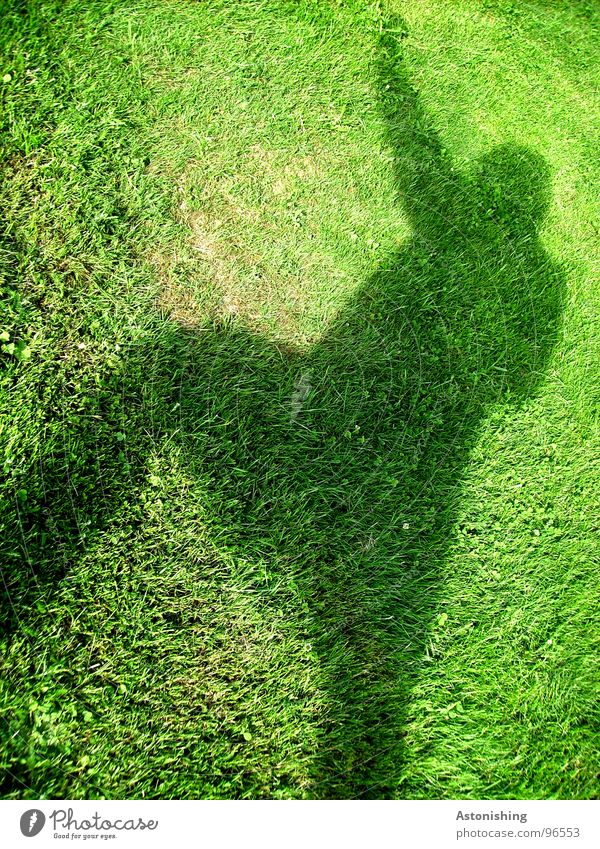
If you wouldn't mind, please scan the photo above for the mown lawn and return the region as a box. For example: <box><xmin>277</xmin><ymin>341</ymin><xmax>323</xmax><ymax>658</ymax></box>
<box><xmin>1</xmin><ymin>0</ymin><xmax>598</xmax><ymax>799</ymax></box>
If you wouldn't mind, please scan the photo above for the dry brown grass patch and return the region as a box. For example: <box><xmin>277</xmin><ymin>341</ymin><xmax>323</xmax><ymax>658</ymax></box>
<box><xmin>147</xmin><ymin>148</ymin><xmax>335</xmax><ymax>343</ymax></box>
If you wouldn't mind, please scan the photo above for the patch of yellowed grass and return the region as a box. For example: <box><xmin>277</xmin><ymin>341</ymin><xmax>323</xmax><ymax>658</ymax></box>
<box><xmin>148</xmin><ymin>146</ymin><xmax>338</xmax><ymax>347</ymax></box>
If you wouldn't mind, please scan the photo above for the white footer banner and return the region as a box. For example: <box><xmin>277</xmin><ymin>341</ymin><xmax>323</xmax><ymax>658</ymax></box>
<box><xmin>0</xmin><ymin>800</ymin><xmax>597</xmax><ymax>849</ymax></box>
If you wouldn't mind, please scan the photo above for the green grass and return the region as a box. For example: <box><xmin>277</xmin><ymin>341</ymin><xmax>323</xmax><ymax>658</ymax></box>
<box><xmin>1</xmin><ymin>0</ymin><xmax>599</xmax><ymax>799</ymax></box>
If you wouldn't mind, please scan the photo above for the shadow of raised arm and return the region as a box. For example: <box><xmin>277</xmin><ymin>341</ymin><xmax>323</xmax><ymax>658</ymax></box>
<box><xmin>376</xmin><ymin>16</ymin><xmax>458</xmax><ymax>235</ymax></box>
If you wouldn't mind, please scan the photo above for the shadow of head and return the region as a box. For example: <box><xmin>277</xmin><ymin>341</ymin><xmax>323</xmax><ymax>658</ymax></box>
<box><xmin>473</xmin><ymin>143</ymin><xmax>552</xmax><ymax>235</ymax></box>
<box><xmin>452</xmin><ymin>143</ymin><xmax>561</xmax><ymax>406</ymax></box>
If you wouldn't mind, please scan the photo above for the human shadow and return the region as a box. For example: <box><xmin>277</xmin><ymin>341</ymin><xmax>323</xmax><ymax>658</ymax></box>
<box><xmin>160</xmin><ymin>20</ymin><xmax>565</xmax><ymax>797</ymax></box>
<box><xmin>1</xmin><ymin>16</ymin><xmax>565</xmax><ymax>799</ymax></box>
<box><xmin>130</xmin><ymin>19</ymin><xmax>564</xmax><ymax>797</ymax></box>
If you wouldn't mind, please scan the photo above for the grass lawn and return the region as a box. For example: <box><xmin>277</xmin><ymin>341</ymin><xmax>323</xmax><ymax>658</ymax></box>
<box><xmin>1</xmin><ymin>0</ymin><xmax>599</xmax><ymax>799</ymax></box>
